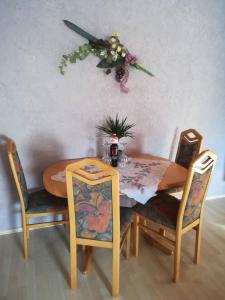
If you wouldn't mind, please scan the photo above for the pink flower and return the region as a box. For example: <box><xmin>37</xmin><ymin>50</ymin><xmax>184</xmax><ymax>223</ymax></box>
<box><xmin>131</xmin><ymin>182</ymin><xmax>140</xmax><ymax>187</ymax></box>
<box><xmin>125</xmin><ymin>53</ymin><xmax>137</xmax><ymax>65</ymax></box>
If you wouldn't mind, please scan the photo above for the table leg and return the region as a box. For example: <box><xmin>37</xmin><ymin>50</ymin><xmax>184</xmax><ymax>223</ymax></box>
<box><xmin>82</xmin><ymin>246</ymin><xmax>93</xmax><ymax>274</ymax></box>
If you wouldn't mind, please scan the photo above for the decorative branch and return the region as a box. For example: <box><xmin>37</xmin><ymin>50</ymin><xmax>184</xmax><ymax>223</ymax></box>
<box><xmin>59</xmin><ymin>20</ymin><xmax>154</xmax><ymax>92</ymax></box>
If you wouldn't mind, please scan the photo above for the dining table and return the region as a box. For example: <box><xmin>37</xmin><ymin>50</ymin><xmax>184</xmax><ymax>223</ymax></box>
<box><xmin>43</xmin><ymin>153</ymin><xmax>187</xmax><ymax>203</ymax></box>
<box><xmin>43</xmin><ymin>154</ymin><xmax>188</xmax><ymax>265</ymax></box>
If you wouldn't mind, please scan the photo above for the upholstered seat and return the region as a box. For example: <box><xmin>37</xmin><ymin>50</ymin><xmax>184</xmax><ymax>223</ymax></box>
<box><xmin>136</xmin><ymin>194</ymin><xmax>180</xmax><ymax>229</ymax></box>
<box><xmin>26</xmin><ymin>189</ymin><xmax>67</xmax><ymax>214</ymax></box>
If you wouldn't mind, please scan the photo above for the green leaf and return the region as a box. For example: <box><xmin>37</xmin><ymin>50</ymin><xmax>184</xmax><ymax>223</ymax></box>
<box><xmin>96</xmin><ymin>59</ymin><xmax>112</xmax><ymax>68</ymax></box>
<box><xmin>132</xmin><ymin>63</ymin><xmax>154</xmax><ymax>77</ymax></box>
<box><xmin>97</xmin><ymin>57</ymin><xmax>125</xmax><ymax>69</ymax></box>
<box><xmin>106</xmin><ymin>55</ymin><xmax>113</xmax><ymax>64</ymax></box>
<box><xmin>69</xmin><ymin>53</ymin><xmax>77</xmax><ymax>63</ymax></box>
<box><xmin>59</xmin><ymin>43</ymin><xmax>92</xmax><ymax>74</ymax></box>
<box><xmin>63</xmin><ymin>20</ymin><xmax>98</xmax><ymax>44</ymax></box>
<box><xmin>96</xmin><ymin>114</ymin><xmax>135</xmax><ymax>139</ymax></box>
<box><xmin>59</xmin><ymin>66</ymin><xmax>64</xmax><ymax>75</ymax></box>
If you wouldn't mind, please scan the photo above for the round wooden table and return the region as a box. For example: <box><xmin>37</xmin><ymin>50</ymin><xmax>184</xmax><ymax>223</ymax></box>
<box><xmin>43</xmin><ymin>155</ymin><xmax>187</xmax><ymax>199</ymax></box>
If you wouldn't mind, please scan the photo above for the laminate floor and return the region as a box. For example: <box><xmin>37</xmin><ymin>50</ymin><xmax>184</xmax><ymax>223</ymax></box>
<box><xmin>0</xmin><ymin>198</ymin><xmax>225</xmax><ymax>300</ymax></box>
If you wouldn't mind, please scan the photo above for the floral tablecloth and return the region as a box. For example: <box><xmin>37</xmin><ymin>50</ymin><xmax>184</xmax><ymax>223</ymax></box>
<box><xmin>118</xmin><ymin>158</ymin><xmax>171</xmax><ymax>204</ymax></box>
<box><xmin>50</xmin><ymin>157</ymin><xmax>171</xmax><ymax>206</ymax></box>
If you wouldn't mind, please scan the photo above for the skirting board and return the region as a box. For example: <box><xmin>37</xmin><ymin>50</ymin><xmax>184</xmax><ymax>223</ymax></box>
<box><xmin>205</xmin><ymin>194</ymin><xmax>225</xmax><ymax>200</ymax></box>
<box><xmin>0</xmin><ymin>194</ymin><xmax>224</xmax><ymax>236</ymax></box>
<box><xmin>0</xmin><ymin>224</ymin><xmax>63</xmax><ymax>236</ymax></box>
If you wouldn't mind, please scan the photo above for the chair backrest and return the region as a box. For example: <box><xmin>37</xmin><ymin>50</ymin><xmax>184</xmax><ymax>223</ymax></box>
<box><xmin>175</xmin><ymin>129</ymin><xmax>203</xmax><ymax>169</ymax></box>
<box><xmin>7</xmin><ymin>139</ymin><xmax>29</xmax><ymax>211</ymax></box>
<box><xmin>177</xmin><ymin>150</ymin><xmax>217</xmax><ymax>229</ymax></box>
<box><xmin>66</xmin><ymin>159</ymin><xmax>120</xmax><ymax>243</ymax></box>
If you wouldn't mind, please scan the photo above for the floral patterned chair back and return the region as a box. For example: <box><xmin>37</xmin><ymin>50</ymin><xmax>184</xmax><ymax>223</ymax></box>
<box><xmin>178</xmin><ymin>150</ymin><xmax>216</xmax><ymax>229</ymax></box>
<box><xmin>175</xmin><ymin>129</ymin><xmax>203</xmax><ymax>169</ymax></box>
<box><xmin>66</xmin><ymin>159</ymin><xmax>120</xmax><ymax>242</ymax></box>
<box><xmin>8</xmin><ymin>139</ymin><xmax>29</xmax><ymax>212</ymax></box>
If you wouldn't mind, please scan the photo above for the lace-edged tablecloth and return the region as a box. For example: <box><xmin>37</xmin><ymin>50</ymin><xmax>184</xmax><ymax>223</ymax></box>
<box><xmin>118</xmin><ymin>158</ymin><xmax>171</xmax><ymax>204</ymax></box>
<box><xmin>50</xmin><ymin>158</ymin><xmax>171</xmax><ymax>205</ymax></box>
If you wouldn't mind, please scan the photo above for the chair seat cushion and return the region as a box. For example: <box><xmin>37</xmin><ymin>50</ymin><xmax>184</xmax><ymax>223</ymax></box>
<box><xmin>137</xmin><ymin>194</ymin><xmax>180</xmax><ymax>229</ymax></box>
<box><xmin>120</xmin><ymin>207</ymin><xmax>134</xmax><ymax>238</ymax></box>
<box><xmin>26</xmin><ymin>189</ymin><xmax>67</xmax><ymax>214</ymax></box>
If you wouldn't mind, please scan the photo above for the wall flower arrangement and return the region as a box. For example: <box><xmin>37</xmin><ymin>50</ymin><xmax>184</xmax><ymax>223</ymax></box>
<box><xmin>59</xmin><ymin>20</ymin><xmax>154</xmax><ymax>93</ymax></box>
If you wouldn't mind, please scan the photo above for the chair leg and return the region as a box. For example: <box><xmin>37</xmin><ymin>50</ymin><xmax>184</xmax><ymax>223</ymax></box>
<box><xmin>26</xmin><ymin>221</ymin><xmax>29</xmax><ymax>240</ymax></box>
<box><xmin>70</xmin><ymin>239</ymin><xmax>77</xmax><ymax>289</ymax></box>
<box><xmin>22</xmin><ymin>217</ymin><xmax>28</xmax><ymax>259</ymax></box>
<box><xmin>194</xmin><ymin>224</ymin><xmax>202</xmax><ymax>264</ymax></box>
<box><xmin>124</xmin><ymin>225</ymin><xmax>131</xmax><ymax>259</ymax></box>
<box><xmin>173</xmin><ymin>234</ymin><xmax>182</xmax><ymax>282</ymax></box>
<box><xmin>133</xmin><ymin>214</ymin><xmax>140</xmax><ymax>257</ymax></box>
<box><xmin>82</xmin><ymin>246</ymin><xmax>93</xmax><ymax>274</ymax></box>
<box><xmin>112</xmin><ymin>243</ymin><xmax>120</xmax><ymax>297</ymax></box>
<box><xmin>64</xmin><ymin>212</ymin><xmax>69</xmax><ymax>232</ymax></box>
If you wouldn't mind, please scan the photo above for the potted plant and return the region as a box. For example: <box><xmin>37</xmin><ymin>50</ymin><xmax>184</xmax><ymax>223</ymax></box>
<box><xmin>96</xmin><ymin>114</ymin><xmax>135</xmax><ymax>140</ymax></box>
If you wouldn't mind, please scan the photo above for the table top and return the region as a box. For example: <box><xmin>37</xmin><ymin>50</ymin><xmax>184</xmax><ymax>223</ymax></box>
<box><xmin>43</xmin><ymin>154</ymin><xmax>187</xmax><ymax>200</ymax></box>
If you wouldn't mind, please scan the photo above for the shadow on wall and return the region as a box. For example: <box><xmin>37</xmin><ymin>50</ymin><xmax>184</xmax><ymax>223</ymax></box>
<box><xmin>168</xmin><ymin>126</ymin><xmax>179</xmax><ymax>161</ymax></box>
<box><xmin>26</xmin><ymin>134</ymin><xmax>65</xmax><ymax>187</ymax></box>
<box><xmin>25</xmin><ymin>134</ymin><xmax>66</xmax><ymax>228</ymax></box>
<box><xmin>95</xmin><ymin>127</ymin><xmax>179</xmax><ymax>160</ymax></box>
<box><xmin>0</xmin><ymin>134</ymin><xmax>19</xmax><ymax>229</ymax></box>
<box><xmin>86</xmin><ymin>134</ymin><xmax>96</xmax><ymax>157</ymax></box>
<box><xmin>125</xmin><ymin>127</ymin><xmax>179</xmax><ymax>158</ymax></box>
<box><xmin>126</xmin><ymin>133</ymin><xmax>144</xmax><ymax>156</ymax></box>
<box><xmin>96</xmin><ymin>134</ymin><xmax>103</xmax><ymax>158</ymax></box>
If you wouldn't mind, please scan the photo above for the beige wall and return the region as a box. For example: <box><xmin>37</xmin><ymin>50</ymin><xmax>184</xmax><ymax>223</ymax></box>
<box><xmin>0</xmin><ymin>0</ymin><xmax>225</xmax><ymax>230</ymax></box>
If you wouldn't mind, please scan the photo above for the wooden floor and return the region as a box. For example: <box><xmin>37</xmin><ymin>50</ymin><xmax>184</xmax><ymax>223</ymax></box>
<box><xmin>1</xmin><ymin>198</ymin><xmax>225</xmax><ymax>300</ymax></box>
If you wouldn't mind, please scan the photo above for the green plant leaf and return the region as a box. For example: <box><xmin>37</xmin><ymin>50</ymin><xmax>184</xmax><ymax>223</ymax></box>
<box><xmin>96</xmin><ymin>59</ymin><xmax>112</xmax><ymax>68</ymax></box>
<box><xmin>96</xmin><ymin>57</ymin><xmax>125</xmax><ymax>69</ymax></box>
<box><xmin>96</xmin><ymin>114</ymin><xmax>135</xmax><ymax>139</ymax></box>
<box><xmin>59</xmin><ymin>43</ymin><xmax>92</xmax><ymax>74</ymax></box>
<box><xmin>132</xmin><ymin>63</ymin><xmax>154</xmax><ymax>76</ymax></box>
<box><xmin>63</xmin><ymin>20</ymin><xmax>98</xmax><ymax>44</ymax></box>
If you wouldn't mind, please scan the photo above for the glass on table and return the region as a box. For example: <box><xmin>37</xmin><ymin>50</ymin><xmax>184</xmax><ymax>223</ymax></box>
<box><xmin>118</xmin><ymin>142</ymin><xmax>128</xmax><ymax>168</ymax></box>
<box><xmin>102</xmin><ymin>140</ymin><xmax>111</xmax><ymax>165</ymax></box>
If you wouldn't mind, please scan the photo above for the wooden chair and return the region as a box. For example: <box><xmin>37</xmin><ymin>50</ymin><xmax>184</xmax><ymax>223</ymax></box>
<box><xmin>7</xmin><ymin>139</ymin><xmax>68</xmax><ymax>259</ymax></box>
<box><xmin>166</xmin><ymin>128</ymin><xmax>203</xmax><ymax>196</ymax></box>
<box><xmin>134</xmin><ymin>150</ymin><xmax>216</xmax><ymax>282</ymax></box>
<box><xmin>175</xmin><ymin>128</ymin><xmax>203</xmax><ymax>169</ymax></box>
<box><xmin>66</xmin><ymin>158</ymin><xmax>133</xmax><ymax>297</ymax></box>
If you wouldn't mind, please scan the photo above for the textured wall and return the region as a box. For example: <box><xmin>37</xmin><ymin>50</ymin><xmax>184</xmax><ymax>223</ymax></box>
<box><xmin>0</xmin><ymin>0</ymin><xmax>225</xmax><ymax>231</ymax></box>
